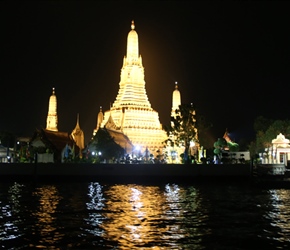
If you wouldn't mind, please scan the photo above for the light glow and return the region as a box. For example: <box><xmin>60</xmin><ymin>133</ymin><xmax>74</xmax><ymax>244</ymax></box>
<box><xmin>100</xmin><ymin>21</ymin><xmax>167</xmax><ymax>153</ymax></box>
<box><xmin>46</xmin><ymin>87</ymin><xmax>58</xmax><ymax>131</ymax></box>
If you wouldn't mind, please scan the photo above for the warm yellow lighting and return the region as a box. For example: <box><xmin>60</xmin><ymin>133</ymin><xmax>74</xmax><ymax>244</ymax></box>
<box><xmin>99</xmin><ymin>21</ymin><xmax>167</xmax><ymax>154</ymax></box>
<box><xmin>71</xmin><ymin>113</ymin><xmax>85</xmax><ymax>154</ymax></box>
<box><xmin>46</xmin><ymin>87</ymin><xmax>58</xmax><ymax>131</ymax></box>
<box><xmin>101</xmin><ymin>184</ymin><xmax>169</xmax><ymax>248</ymax></box>
<box><xmin>171</xmin><ymin>82</ymin><xmax>181</xmax><ymax>119</ymax></box>
<box><xmin>32</xmin><ymin>186</ymin><xmax>64</xmax><ymax>245</ymax></box>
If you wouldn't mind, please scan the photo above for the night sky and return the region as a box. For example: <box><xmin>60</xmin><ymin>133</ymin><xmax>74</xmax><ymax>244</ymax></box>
<box><xmin>1</xmin><ymin>1</ymin><xmax>289</xmax><ymax>145</ymax></box>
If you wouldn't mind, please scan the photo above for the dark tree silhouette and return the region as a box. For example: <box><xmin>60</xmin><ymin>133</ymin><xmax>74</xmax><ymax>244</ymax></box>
<box><xmin>165</xmin><ymin>103</ymin><xmax>197</xmax><ymax>163</ymax></box>
<box><xmin>88</xmin><ymin>128</ymin><xmax>124</xmax><ymax>162</ymax></box>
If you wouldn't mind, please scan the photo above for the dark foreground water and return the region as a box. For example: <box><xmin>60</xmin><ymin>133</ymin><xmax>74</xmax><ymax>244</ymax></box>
<box><xmin>1</xmin><ymin>180</ymin><xmax>290</xmax><ymax>249</ymax></box>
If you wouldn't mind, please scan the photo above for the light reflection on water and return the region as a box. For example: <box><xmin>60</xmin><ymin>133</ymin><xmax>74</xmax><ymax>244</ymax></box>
<box><xmin>31</xmin><ymin>185</ymin><xmax>64</xmax><ymax>247</ymax></box>
<box><xmin>97</xmin><ymin>184</ymin><xmax>210</xmax><ymax>249</ymax></box>
<box><xmin>263</xmin><ymin>190</ymin><xmax>290</xmax><ymax>243</ymax></box>
<box><xmin>0</xmin><ymin>181</ymin><xmax>290</xmax><ymax>249</ymax></box>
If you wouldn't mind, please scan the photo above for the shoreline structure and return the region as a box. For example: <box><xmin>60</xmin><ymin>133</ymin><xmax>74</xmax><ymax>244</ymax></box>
<box><xmin>0</xmin><ymin>163</ymin><xmax>252</xmax><ymax>182</ymax></box>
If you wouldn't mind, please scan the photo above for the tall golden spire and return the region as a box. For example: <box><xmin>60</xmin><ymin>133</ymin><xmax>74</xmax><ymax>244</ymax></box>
<box><xmin>46</xmin><ymin>87</ymin><xmax>58</xmax><ymax>131</ymax></box>
<box><xmin>99</xmin><ymin>21</ymin><xmax>167</xmax><ymax>153</ymax></box>
<box><xmin>126</xmin><ymin>20</ymin><xmax>139</xmax><ymax>64</ymax></box>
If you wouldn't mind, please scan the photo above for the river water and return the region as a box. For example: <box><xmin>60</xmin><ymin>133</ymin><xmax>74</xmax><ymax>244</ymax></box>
<box><xmin>1</xmin><ymin>179</ymin><xmax>290</xmax><ymax>249</ymax></box>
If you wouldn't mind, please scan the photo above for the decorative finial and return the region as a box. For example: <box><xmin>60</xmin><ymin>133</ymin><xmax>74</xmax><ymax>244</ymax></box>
<box><xmin>175</xmin><ymin>82</ymin><xmax>178</xmax><ymax>89</ymax></box>
<box><xmin>76</xmin><ymin>113</ymin><xmax>80</xmax><ymax>125</ymax></box>
<box><xmin>52</xmin><ymin>87</ymin><xmax>55</xmax><ymax>94</ymax></box>
<box><xmin>131</xmin><ymin>20</ymin><xmax>135</xmax><ymax>30</ymax></box>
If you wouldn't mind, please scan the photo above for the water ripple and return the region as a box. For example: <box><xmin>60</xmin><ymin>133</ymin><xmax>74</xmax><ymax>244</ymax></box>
<box><xmin>0</xmin><ymin>182</ymin><xmax>290</xmax><ymax>249</ymax></box>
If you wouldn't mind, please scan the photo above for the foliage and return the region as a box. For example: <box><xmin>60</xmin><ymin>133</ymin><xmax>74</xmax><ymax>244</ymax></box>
<box><xmin>253</xmin><ymin>116</ymin><xmax>274</xmax><ymax>134</ymax></box>
<box><xmin>213</xmin><ymin>137</ymin><xmax>240</xmax><ymax>162</ymax></box>
<box><xmin>87</xmin><ymin>128</ymin><xmax>124</xmax><ymax>162</ymax></box>
<box><xmin>227</xmin><ymin>141</ymin><xmax>240</xmax><ymax>152</ymax></box>
<box><xmin>252</xmin><ymin>116</ymin><xmax>290</xmax><ymax>155</ymax></box>
<box><xmin>18</xmin><ymin>145</ymin><xmax>34</xmax><ymax>163</ymax></box>
<box><xmin>213</xmin><ymin>138</ymin><xmax>227</xmax><ymax>157</ymax></box>
<box><xmin>195</xmin><ymin>112</ymin><xmax>213</xmax><ymax>150</ymax></box>
<box><xmin>164</xmin><ymin>103</ymin><xmax>197</xmax><ymax>163</ymax></box>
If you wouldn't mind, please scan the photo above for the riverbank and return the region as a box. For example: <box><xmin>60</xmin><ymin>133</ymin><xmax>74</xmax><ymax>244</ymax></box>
<box><xmin>0</xmin><ymin>163</ymin><xmax>252</xmax><ymax>182</ymax></box>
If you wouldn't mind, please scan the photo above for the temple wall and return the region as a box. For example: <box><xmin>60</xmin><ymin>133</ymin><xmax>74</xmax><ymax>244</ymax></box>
<box><xmin>0</xmin><ymin>163</ymin><xmax>252</xmax><ymax>181</ymax></box>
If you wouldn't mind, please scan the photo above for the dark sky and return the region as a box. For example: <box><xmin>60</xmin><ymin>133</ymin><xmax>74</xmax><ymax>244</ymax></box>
<box><xmin>1</xmin><ymin>1</ymin><xmax>289</xmax><ymax>145</ymax></box>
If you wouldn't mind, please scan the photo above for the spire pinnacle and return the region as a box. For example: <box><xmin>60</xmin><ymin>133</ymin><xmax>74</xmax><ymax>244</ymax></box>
<box><xmin>131</xmin><ymin>20</ymin><xmax>135</xmax><ymax>30</ymax></box>
<box><xmin>175</xmin><ymin>81</ymin><xmax>178</xmax><ymax>89</ymax></box>
<box><xmin>76</xmin><ymin>113</ymin><xmax>80</xmax><ymax>126</ymax></box>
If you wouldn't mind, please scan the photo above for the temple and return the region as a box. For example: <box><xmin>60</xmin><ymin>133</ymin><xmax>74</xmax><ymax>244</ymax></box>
<box><xmin>46</xmin><ymin>87</ymin><xmax>58</xmax><ymax>131</ymax></box>
<box><xmin>71</xmin><ymin>113</ymin><xmax>85</xmax><ymax>157</ymax></box>
<box><xmin>171</xmin><ymin>82</ymin><xmax>181</xmax><ymax>120</ymax></box>
<box><xmin>29</xmin><ymin>88</ymin><xmax>84</xmax><ymax>162</ymax></box>
<box><xmin>95</xmin><ymin>21</ymin><xmax>167</xmax><ymax>154</ymax></box>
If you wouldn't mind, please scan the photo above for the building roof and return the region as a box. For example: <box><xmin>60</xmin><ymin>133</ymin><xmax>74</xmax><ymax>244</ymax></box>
<box><xmin>31</xmin><ymin>128</ymin><xmax>78</xmax><ymax>155</ymax></box>
<box><xmin>106</xmin><ymin>128</ymin><xmax>134</xmax><ymax>153</ymax></box>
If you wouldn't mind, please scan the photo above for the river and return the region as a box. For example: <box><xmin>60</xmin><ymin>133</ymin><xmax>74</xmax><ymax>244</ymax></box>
<box><xmin>1</xmin><ymin>180</ymin><xmax>290</xmax><ymax>249</ymax></box>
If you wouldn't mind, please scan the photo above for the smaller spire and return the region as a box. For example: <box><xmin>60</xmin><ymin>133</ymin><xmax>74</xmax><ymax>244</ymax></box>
<box><xmin>76</xmin><ymin>113</ymin><xmax>80</xmax><ymax>127</ymax></box>
<box><xmin>131</xmin><ymin>20</ymin><xmax>135</xmax><ymax>30</ymax></box>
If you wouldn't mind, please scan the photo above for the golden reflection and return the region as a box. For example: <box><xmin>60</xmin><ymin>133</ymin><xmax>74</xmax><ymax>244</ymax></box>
<box><xmin>31</xmin><ymin>185</ymin><xmax>64</xmax><ymax>247</ymax></box>
<box><xmin>101</xmin><ymin>184</ymin><xmax>169</xmax><ymax>249</ymax></box>
<box><xmin>98</xmin><ymin>184</ymin><xmax>210</xmax><ymax>249</ymax></box>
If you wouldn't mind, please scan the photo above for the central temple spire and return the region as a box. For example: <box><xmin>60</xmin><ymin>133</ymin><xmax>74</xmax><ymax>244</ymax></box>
<box><xmin>98</xmin><ymin>21</ymin><xmax>167</xmax><ymax>153</ymax></box>
<box><xmin>113</xmin><ymin>21</ymin><xmax>149</xmax><ymax>108</ymax></box>
<box><xmin>126</xmin><ymin>20</ymin><xmax>139</xmax><ymax>62</ymax></box>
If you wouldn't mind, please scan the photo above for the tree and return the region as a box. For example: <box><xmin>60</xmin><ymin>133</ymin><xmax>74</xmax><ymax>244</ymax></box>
<box><xmin>253</xmin><ymin>116</ymin><xmax>274</xmax><ymax>134</ymax></box>
<box><xmin>249</xmin><ymin>116</ymin><xmax>290</xmax><ymax>159</ymax></box>
<box><xmin>87</xmin><ymin>128</ymin><xmax>124</xmax><ymax>162</ymax></box>
<box><xmin>195</xmin><ymin>112</ymin><xmax>213</xmax><ymax>150</ymax></box>
<box><xmin>213</xmin><ymin>137</ymin><xmax>240</xmax><ymax>164</ymax></box>
<box><xmin>165</xmin><ymin>103</ymin><xmax>197</xmax><ymax>163</ymax></box>
<box><xmin>227</xmin><ymin>141</ymin><xmax>240</xmax><ymax>152</ymax></box>
<box><xmin>213</xmin><ymin>138</ymin><xmax>227</xmax><ymax>159</ymax></box>
<box><xmin>254</xmin><ymin>118</ymin><xmax>290</xmax><ymax>154</ymax></box>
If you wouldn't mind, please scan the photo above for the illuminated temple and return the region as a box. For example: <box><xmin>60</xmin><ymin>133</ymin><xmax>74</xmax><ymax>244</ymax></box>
<box><xmin>46</xmin><ymin>87</ymin><xmax>58</xmax><ymax>131</ymax></box>
<box><xmin>94</xmin><ymin>21</ymin><xmax>167</xmax><ymax>154</ymax></box>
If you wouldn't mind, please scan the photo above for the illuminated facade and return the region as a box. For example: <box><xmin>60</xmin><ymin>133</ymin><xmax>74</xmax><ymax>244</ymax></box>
<box><xmin>166</xmin><ymin>82</ymin><xmax>184</xmax><ymax>163</ymax></box>
<box><xmin>166</xmin><ymin>82</ymin><xmax>200</xmax><ymax>163</ymax></box>
<box><xmin>171</xmin><ymin>82</ymin><xmax>181</xmax><ymax>119</ymax></box>
<box><xmin>97</xmin><ymin>21</ymin><xmax>167</xmax><ymax>154</ymax></box>
<box><xmin>46</xmin><ymin>88</ymin><xmax>58</xmax><ymax>131</ymax></box>
<box><xmin>93</xmin><ymin>106</ymin><xmax>104</xmax><ymax>135</ymax></box>
<box><xmin>71</xmin><ymin>113</ymin><xmax>85</xmax><ymax>156</ymax></box>
<box><xmin>260</xmin><ymin>133</ymin><xmax>290</xmax><ymax>164</ymax></box>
